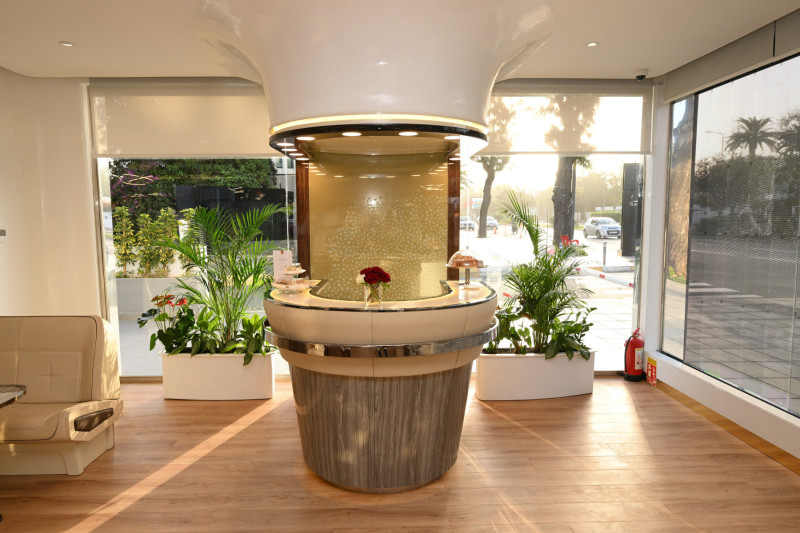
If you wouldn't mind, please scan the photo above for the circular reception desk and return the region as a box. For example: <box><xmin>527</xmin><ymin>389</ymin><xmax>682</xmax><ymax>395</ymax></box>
<box><xmin>263</xmin><ymin>280</ymin><xmax>497</xmax><ymax>493</ymax></box>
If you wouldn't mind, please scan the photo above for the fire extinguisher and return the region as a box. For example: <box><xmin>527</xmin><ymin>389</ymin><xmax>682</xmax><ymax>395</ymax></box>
<box><xmin>623</xmin><ymin>328</ymin><xmax>645</xmax><ymax>382</ymax></box>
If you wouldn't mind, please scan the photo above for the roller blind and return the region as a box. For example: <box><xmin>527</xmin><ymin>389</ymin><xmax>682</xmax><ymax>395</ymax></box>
<box><xmin>89</xmin><ymin>78</ymin><xmax>276</xmax><ymax>158</ymax></box>
<box><xmin>482</xmin><ymin>80</ymin><xmax>652</xmax><ymax>155</ymax></box>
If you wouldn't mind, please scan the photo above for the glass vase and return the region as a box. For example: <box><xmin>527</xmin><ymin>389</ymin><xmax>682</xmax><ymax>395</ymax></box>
<box><xmin>363</xmin><ymin>283</ymin><xmax>383</xmax><ymax>304</ymax></box>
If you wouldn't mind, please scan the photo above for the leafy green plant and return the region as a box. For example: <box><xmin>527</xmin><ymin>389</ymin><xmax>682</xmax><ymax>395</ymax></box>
<box><xmin>137</xmin><ymin>294</ymin><xmax>195</xmax><ymax>353</ymax></box>
<box><xmin>185</xmin><ymin>308</ymin><xmax>223</xmax><ymax>356</ymax></box>
<box><xmin>112</xmin><ymin>207</ymin><xmax>137</xmax><ymax>277</ymax></box>
<box><xmin>543</xmin><ymin>308</ymin><xmax>595</xmax><ymax>361</ymax></box>
<box><xmin>495</xmin><ymin>190</ymin><xmax>593</xmax><ymax>355</ymax></box>
<box><xmin>136</xmin><ymin>214</ymin><xmax>161</xmax><ymax>277</ymax></box>
<box><xmin>155</xmin><ymin>208</ymin><xmax>179</xmax><ymax>276</ymax></box>
<box><xmin>224</xmin><ymin>313</ymin><xmax>270</xmax><ymax>365</ymax></box>
<box><xmin>158</xmin><ymin>205</ymin><xmax>288</xmax><ymax>362</ymax></box>
<box><xmin>484</xmin><ymin>305</ymin><xmax>531</xmax><ymax>354</ymax></box>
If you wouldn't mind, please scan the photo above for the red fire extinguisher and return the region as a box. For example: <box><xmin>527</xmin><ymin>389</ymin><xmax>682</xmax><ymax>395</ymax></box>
<box><xmin>623</xmin><ymin>328</ymin><xmax>645</xmax><ymax>382</ymax></box>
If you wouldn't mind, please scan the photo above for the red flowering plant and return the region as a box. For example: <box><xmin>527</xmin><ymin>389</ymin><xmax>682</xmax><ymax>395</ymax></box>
<box><xmin>356</xmin><ymin>266</ymin><xmax>391</xmax><ymax>303</ymax></box>
<box><xmin>137</xmin><ymin>293</ymin><xmax>196</xmax><ymax>353</ymax></box>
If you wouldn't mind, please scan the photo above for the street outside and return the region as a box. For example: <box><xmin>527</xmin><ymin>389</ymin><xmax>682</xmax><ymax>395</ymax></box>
<box><xmin>462</xmin><ymin>224</ymin><xmax>635</xmax><ymax>372</ymax></box>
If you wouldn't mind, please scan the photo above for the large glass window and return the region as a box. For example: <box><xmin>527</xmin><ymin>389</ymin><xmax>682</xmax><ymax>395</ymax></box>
<box><xmin>674</xmin><ymin>55</ymin><xmax>800</xmax><ymax>416</ymax></box>
<box><xmin>102</xmin><ymin>157</ymin><xmax>296</xmax><ymax>377</ymax></box>
<box><xmin>460</xmin><ymin>90</ymin><xmax>648</xmax><ymax>371</ymax></box>
<box><xmin>661</xmin><ymin>96</ymin><xmax>695</xmax><ymax>359</ymax></box>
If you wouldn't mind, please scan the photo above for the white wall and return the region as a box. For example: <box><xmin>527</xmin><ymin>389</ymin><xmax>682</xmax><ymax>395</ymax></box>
<box><xmin>0</xmin><ymin>67</ymin><xmax>101</xmax><ymax>316</ymax></box>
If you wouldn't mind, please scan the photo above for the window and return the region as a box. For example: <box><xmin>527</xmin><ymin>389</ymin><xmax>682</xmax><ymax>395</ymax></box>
<box><xmin>666</xmin><ymin>55</ymin><xmax>800</xmax><ymax>416</ymax></box>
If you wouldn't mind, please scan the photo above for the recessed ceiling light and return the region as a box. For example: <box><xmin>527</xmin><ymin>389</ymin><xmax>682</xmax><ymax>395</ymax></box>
<box><xmin>411</xmin><ymin>174</ymin><xmax>421</xmax><ymax>177</ymax></box>
<box><xmin>586</xmin><ymin>42</ymin><xmax>599</xmax><ymax>47</ymax></box>
<box><xmin>444</xmin><ymin>135</ymin><xmax>459</xmax><ymax>140</ymax></box>
<box><xmin>398</xmin><ymin>131</ymin><xmax>418</xmax><ymax>136</ymax></box>
<box><xmin>450</xmin><ymin>157</ymin><xmax>460</xmax><ymax>161</ymax></box>
<box><xmin>342</xmin><ymin>132</ymin><xmax>362</xmax><ymax>137</ymax></box>
<box><xmin>59</xmin><ymin>41</ymin><xmax>74</xmax><ymax>47</ymax></box>
<box><xmin>296</xmin><ymin>157</ymin><xmax>308</xmax><ymax>161</ymax></box>
<box><xmin>276</xmin><ymin>142</ymin><xmax>294</xmax><ymax>147</ymax></box>
<box><xmin>296</xmin><ymin>136</ymin><xmax>315</xmax><ymax>141</ymax></box>
<box><xmin>334</xmin><ymin>175</ymin><xmax>344</xmax><ymax>178</ymax></box>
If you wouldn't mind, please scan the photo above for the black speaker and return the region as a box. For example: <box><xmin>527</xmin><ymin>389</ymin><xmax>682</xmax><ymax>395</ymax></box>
<box><xmin>621</xmin><ymin>163</ymin><xmax>642</xmax><ymax>257</ymax></box>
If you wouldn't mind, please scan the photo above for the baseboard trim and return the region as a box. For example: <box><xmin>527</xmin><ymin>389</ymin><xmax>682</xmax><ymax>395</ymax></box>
<box><xmin>649</xmin><ymin>350</ymin><xmax>800</xmax><ymax>468</ymax></box>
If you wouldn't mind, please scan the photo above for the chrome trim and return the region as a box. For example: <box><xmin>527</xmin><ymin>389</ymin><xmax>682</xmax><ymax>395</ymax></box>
<box><xmin>265</xmin><ymin>320</ymin><xmax>497</xmax><ymax>358</ymax></box>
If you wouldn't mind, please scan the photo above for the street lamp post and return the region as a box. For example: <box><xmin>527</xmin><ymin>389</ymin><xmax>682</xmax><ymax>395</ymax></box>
<box><xmin>705</xmin><ymin>130</ymin><xmax>725</xmax><ymax>156</ymax></box>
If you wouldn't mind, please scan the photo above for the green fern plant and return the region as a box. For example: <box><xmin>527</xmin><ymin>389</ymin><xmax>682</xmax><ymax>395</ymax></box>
<box><xmin>155</xmin><ymin>208</ymin><xmax>179</xmax><ymax>276</ymax></box>
<box><xmin>136</xmin><ymin>213</ymin><xmax>161</xmax><ymax>277</ymax></box>
<box><xmin>158</xmin><ymin>205</ymin><xmax>288</xmax><ymax>354</ymax></box>
<box><xmin>112</xmin><ymin>207</ymin><xmax>137</xmax><ymax>277</ymax></box>
<box><xmin>499</xmin><ymin>190</ymin><xmax>593</xmax><ymax>354</ymax></box>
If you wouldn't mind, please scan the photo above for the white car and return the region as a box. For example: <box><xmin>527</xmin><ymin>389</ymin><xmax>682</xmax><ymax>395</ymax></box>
<box><xmin>583</xmin><ymin>217</ymin><xmax>621</xmax><ymax>239</ymax></box>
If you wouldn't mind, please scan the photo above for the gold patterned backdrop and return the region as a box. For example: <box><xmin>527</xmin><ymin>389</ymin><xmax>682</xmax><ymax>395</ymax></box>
<box><xmin>309</xmin><ymin>159</ymin><xmax>449</xmax><ymax>301</ymax></box>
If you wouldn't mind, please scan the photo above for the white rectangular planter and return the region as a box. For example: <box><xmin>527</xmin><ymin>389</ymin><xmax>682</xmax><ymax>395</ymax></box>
<box><xmin>161</xmin><ymin>352</ymin><xmax>275</xmax><ymax>400</ymax></box>
<box><xmin>475</xmin><ymin>351</ymin><xmax>595</xmax><ymax>401</ymax></box>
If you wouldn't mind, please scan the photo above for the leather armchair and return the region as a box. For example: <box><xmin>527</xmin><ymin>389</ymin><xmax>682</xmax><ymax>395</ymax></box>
<box><xmin>0</xmin><ymin>315</ymin><xmax>123</xmax><ymax>475</ymax></box>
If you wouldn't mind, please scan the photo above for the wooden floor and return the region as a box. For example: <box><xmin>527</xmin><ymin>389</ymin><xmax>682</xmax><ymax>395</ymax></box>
<box><xmin>2</xmin><ymin>377</ymin><xmax>800</xmax><ymax>532</ymax></box>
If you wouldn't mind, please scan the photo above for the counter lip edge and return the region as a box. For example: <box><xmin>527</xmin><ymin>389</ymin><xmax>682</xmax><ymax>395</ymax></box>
<box><xmin>264</xmin><ymin>280</ymin><xmax>497</xmax><ymax>312</ymax></box>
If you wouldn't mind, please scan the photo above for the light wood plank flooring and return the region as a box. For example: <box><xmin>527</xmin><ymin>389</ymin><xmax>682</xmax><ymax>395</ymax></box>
<box><xmin>2</xmin><ymin>377</ymin><xmax>800</xmax><ymax>532</ymax></box>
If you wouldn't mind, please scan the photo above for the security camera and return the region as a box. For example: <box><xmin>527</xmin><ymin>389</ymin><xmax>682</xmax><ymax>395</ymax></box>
<box><xmin>634</xmin><ymin>69</ymin><xmax>648</xmax><ymax>82</ymax></box>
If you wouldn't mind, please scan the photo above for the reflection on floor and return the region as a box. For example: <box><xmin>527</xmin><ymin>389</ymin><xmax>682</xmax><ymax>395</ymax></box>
<box><xmin>3</xmin><ymin>378</ymin><xmax>800</xmax><ymax>532</ymax></box>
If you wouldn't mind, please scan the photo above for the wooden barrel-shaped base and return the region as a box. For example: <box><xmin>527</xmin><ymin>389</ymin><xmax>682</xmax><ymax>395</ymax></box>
<box><xmin>289</xmin><ymin>363</ymin><xmax>472</xmax><ymax>493</ymax></box>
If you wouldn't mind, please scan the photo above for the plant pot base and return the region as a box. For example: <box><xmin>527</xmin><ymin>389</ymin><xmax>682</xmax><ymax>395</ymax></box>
<box><xmin>161</xmin><ymin>352</ymin><xmax>275</xmax><ymax>400</ymax></box>
<box><xmin>475</xmin><ymin>351</ymin><xmax>595</xmax><ymax>401</ymax></box>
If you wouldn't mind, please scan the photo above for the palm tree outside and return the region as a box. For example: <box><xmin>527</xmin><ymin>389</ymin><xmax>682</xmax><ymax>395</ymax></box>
<box><xmin>725</xmin><ymin>116</ymin><xmax>778</xmax><ymax>158</ymax></box>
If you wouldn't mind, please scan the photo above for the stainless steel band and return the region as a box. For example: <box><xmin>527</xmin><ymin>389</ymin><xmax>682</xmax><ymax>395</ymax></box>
<box><xmin>264</xmin><ymin>320</ymin><xmax>498</xmax><ymax>358</ymax></box>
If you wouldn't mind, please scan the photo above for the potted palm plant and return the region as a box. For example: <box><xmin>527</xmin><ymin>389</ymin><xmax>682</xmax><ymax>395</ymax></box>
<box><xmin>476</xmin><ymin>191</ymin><xmax>596</xmax><ymax>400</ymax></box>
<box><xmin>139</xmin><ymin>205</ymin><xmax>287</xmax><ymax>400</ymax></box>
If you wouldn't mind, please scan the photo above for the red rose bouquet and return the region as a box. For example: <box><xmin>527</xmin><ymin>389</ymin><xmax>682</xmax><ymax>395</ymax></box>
<box><xmin>356</xmin><ymin>266</ymin><xmax>391</xmax><ymax>303</ymax></box>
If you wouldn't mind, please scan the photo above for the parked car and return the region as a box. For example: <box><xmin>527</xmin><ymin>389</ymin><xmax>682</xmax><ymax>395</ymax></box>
<box><xmin>485</xmin><ymin>216</ymin><xmax>498</xmax><ymax>230</ymax></box>
<box><xmin>460</xmin><ymin>216</ymin><xmax>476</xmax><ymax>230</ymax></box>
<box><xmin>583</xmin><ymin>217</ymin><xmax>621</xmax><ymax>239</ymax></box>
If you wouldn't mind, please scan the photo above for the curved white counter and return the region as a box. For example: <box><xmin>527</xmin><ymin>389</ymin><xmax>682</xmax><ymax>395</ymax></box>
<box><xmin>262</xmin><ymin>280</ymin><xmax>497</xmax><ymax>493</ymax></box>
<box><xmin>264</xmin><ymin>280</ymin><xmax>496</xmax><ymax>378</ymax></box>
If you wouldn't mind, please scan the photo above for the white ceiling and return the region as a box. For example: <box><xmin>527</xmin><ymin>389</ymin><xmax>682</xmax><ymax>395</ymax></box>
<box><xmin>0</xmin><ymin>1</ymin><xmax>797</xmax><ymax>81</ymax></box>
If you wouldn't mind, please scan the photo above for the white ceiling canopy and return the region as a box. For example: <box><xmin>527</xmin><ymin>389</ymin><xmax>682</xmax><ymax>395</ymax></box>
<box><xmin>0</xmin><ymin>1</ymin><xmax>797</xmax><ymax>81</ymax></box>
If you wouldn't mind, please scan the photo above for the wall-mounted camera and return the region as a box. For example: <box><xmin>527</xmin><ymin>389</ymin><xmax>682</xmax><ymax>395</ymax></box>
<box><xmin>634</xmin><ymin>69</ymin><xmax>649</xmax><ymax>82</ymax></box>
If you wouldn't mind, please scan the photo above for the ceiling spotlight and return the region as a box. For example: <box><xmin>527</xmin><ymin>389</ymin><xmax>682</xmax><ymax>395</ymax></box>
<box><xmin>398</xmin><ymin>131</ymin><xmax>418</xmax><ymax>136</ymax></box>
<box><xmin>586</xmin><ymin>42</ymin><xmax>599</xmax><ymax>47</ymax></box>
<box><xmin>296</xmin><ymin>136</ymin><xmax>315</xmax><ymax>141</ymax></box>
<box><xmin>296</xmin><ymin>157</ymin><xmax>308</xmax><ymax>161</ymax></box>
<box><xmin>342</xmin><ymin>132</ymin><xmax>362</xmax><ymax>137</ymax></box>
<box><xmin>276</xmin><ymin>142</ymin><xmax>294</xmax><ymax>147</ymax></box>
<box><xmin>444</xmin><ymin>135</ymin><xmax>459</xmax><ymax>140</ymax></box>
<box><xmin>411</xmin><ymin>174</ymin><xmax>421</xmax><ymax>177</ymax></box>
<box><xmin>334</xmin><ymin>175</ymin><xmax>344</xmax><ymax>178</ymax></box>
<box><xmin>59</xmin><ymin>41</ymin><xmax>74</xmax><ymax>47</ymax></box>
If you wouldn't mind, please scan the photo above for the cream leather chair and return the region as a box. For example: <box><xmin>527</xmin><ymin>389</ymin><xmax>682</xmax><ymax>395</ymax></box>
<box><xmin>0</xmin><ymin>315</ymin><xmax>123</xmax><ymax>475</ymax></box>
